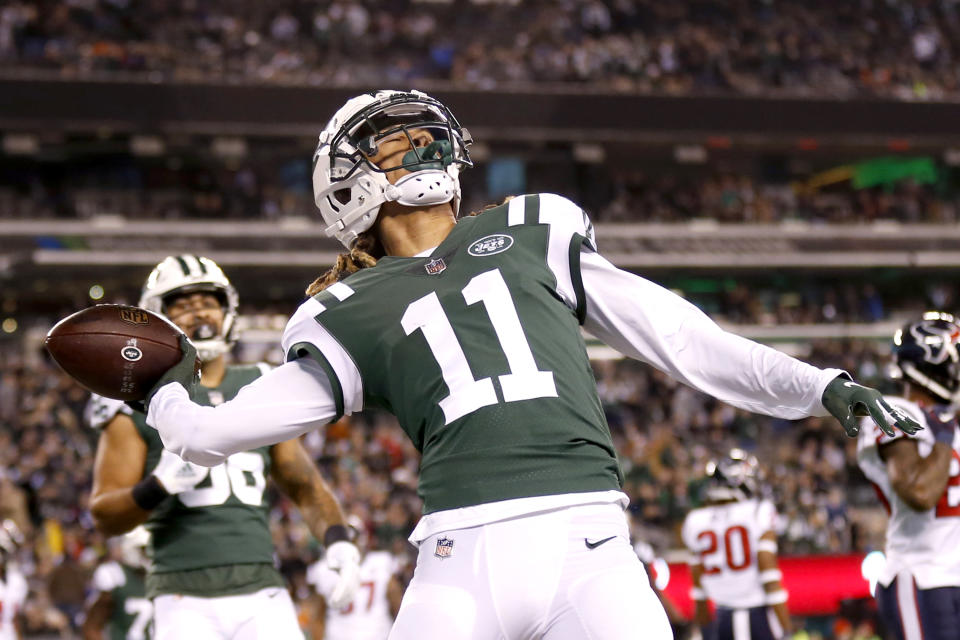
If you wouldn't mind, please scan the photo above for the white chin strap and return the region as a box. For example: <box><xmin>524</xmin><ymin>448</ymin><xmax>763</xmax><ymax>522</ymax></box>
<box><xmin>195</xmin><ymin>338</ymin><xmax>230</xmax><ymax>363</ymax></box>
<box><xmin>384</xmin><ymin>170</ymin><xmax>456</xmax><ymax>207</ymax></box>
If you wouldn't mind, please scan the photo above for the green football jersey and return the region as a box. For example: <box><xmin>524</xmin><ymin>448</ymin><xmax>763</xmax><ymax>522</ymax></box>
<box><xmin>92</xmin><ymin>562</ymin><xmax>152</xmax><ymax>640</ymax></box>
<box><xmin>283</xmin><ymin>193</ymin><xmax>623</xmax><ymax>513</ymax></box>
<box><xmin>130</xmin><ymin>365</ymin><xmax>282</xmax><ymax>597</ymax></box>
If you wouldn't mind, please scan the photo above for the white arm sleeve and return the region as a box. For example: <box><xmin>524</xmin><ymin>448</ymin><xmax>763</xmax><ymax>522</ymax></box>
<box><xmin>580</xmin><ymin>250</ymin><xmax>844</xmax><ymax>419</ymax></box>
<box><xmin>146</xmin><ymin>358</ymin><xmax>338</xmax><ymax>466</ymax></box>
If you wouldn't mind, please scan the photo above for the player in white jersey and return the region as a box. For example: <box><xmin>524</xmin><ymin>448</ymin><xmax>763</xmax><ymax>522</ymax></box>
<box><xmin>856</xmin><ymin>312</ymin><xmax>960</xmax><ymax>640</ymax></box>
<box><xmin>306</xmin><ymin>517</ymin><xmax>404</xmax><ymax>640</ymax></box>
<box><xmin>682</xmin><ymin>450</ymin><xmax>790</xmax><ymax>640</ymax></box>
<box><xmin>0</xmin><ymin>520</ymin><xmax>27</xmax><ymax>640</ymax></box>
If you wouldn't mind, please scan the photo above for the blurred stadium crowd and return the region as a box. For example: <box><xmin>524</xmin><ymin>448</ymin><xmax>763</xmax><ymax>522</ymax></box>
<box><xmin>3</xmin><ymin>0</ymin><xmax>960</xmax><ymax>100</ymax></box>
<box><xmin>2</xmin><ymin>159</ymin><xmax>959</xmax><ymax>225</ymax></box>
<box><xmin>3</xmin><ymin>2</ymin><xmax>960</xmax><ymax>638</ymax></box>
<box><xmin>0</xmin><ymin>334</ymin><xmax>898</xmax><ymax>636</ymax></box>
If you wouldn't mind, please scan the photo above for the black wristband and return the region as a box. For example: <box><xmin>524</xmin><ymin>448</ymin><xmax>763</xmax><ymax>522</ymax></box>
<box><xmin>131</xmin><ymin>476</ymin><xmax>170</xmax><ymax>511</ymax></box>
<box><xmin>323</xmin><ymin>524</ymin><xmax>354</xmax><ymax>547</ymax></box>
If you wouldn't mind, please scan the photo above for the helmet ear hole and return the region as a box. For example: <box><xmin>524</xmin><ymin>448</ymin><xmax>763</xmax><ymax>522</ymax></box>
<box><xmin>334</xmin><ymin>188</ymin><xmax>352</xmax><ymax>205</ymax></box>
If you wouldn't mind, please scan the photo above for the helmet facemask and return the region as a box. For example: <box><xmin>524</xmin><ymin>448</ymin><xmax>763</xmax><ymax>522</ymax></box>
<box><xmin>313</xmin><ymin>90</ymin><xmax>473</xmax><ymax>248</ymax></box>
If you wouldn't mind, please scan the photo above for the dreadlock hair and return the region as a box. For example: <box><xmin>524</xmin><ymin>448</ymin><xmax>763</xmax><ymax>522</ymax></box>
<box><xmin>304</xmin><ymin>197</ymin><xmax>515</xmax><ymax>296</ymax></box>
<box><xmin>305</xmin><ymin>230</ymin><xmax>383</xmax><ymax>296</ymax></box>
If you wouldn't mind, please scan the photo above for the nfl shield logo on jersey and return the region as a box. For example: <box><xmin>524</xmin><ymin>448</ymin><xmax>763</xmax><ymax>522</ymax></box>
<box><xmin>424</xmin><ymin>258</ymin><xmax>447</xmax><ymax>275</ymax></box>
<box><xmin>434</xmin><ymin>537</ymin><xmax>454</xmax><ymax>559</ymax></box>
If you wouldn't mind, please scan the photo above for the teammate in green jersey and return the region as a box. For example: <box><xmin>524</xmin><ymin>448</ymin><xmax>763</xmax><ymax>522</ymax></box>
<box><xmin>82</xmin><ymin>527</ymin><xmax>153</xmax><ymax>640</ymax></box>
<box><xmin>87</xmin><ymin>256</ymin><xmax>360</xmax><ymax>640</ymax></box>
<box><xmin>142</xmin><ymin>90</ymin><xmax>922</xmax><ymax>639</ymax></box>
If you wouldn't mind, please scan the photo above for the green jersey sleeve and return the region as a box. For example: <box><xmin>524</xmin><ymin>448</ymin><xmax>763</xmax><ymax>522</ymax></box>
<box><xmin>281</xmin><ymin>294</ymin><xmax>365</xmax><ymax>421</ymax></box>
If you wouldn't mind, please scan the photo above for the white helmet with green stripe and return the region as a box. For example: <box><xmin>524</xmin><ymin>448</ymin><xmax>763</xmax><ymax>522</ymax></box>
<box><xmin>312</xmin><ymin>89</ymin><xmax>474</xmax><ymax>248</ymax></box>
<box><xmin>139</xmin><ymin>254</ymin><xmax>239</xmax><ymax>362</ymax></box>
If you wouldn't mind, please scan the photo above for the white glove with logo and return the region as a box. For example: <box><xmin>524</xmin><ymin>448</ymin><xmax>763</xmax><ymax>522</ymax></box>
<box><xmin>151</xmin><ymin>449</ymin><xmax>209</xmax><ymax>495</ymax></box>
<box><xmin>322</xmin><ymin>541</ymin><xmax>361</xmax><ymax>610</ymax></box>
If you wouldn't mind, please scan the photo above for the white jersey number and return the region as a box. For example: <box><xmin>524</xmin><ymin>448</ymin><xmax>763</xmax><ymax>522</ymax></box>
<box><xmin>178</xmin><ymin>452</ymin><xmax>267</xmax><ymax>508</ymax></box>
<box><xmin>402</xmin><ymin>268</ymin><xmax>558</xmax><ymax>424</ymax></box>
<box><xmin>123</xmin><ymin>597</ymin><xmax>153</xmax><ymax>640</ymax></box>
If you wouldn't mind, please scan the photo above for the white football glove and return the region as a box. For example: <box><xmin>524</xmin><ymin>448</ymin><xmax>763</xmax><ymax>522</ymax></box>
<box><xmin>322</xmin><ymin>541</ymin><xmax>361</xmax><ymax>610</ymax></box>
<box><xmin>152</xmin><ymin>449</ymin><xmax>209</xmax><ymax>495</ymax></box>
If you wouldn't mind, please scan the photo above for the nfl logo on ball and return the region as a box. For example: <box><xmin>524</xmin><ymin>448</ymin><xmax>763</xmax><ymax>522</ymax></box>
<box><xmin>434</xmin><ymin>537</ymin><xmax>454</xmax><ymax>559</ymax></box>
<box><xmin>119</xmin><ymin>308</ymin><xmax>150</xmax><ymax>325</ymax></box>
<box><xmin>424</xmin><ymin>258</ymin><xmax>446</xmax><ymax>275</ymax></box>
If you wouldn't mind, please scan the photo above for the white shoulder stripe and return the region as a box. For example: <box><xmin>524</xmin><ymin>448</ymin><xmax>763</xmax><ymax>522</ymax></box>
<box><xmin>303</xmin><ymin>297</ymin><xmax>326</xmax><ymax>315</ymax></box>
<box><xmin>507</xmin><ymin>196</ymin><xmax>525</xmax><ymax>226</ymax></box>
<box><xmin>538</xmin><ymin>193</ymin><xmax>586</xmax><ymax>311</ymax></box>
<box><xmin>327</xmin><ymin>282</ymin><xmax>355</xmax><ymax>301</ymax></box>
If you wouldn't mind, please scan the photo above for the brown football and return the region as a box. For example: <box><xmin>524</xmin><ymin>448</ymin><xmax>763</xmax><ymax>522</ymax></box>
<box><xmin>44</xmin><ymin>304</ymin><xmax>193</xmax><ymax>401</ymax></box>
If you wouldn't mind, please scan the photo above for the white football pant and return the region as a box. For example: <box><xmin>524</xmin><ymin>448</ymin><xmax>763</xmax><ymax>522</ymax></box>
<box><xmin>153</xmin><ymin>586</ymin><xmax>304</xmax><ymax>640</ymax></box>
<box><xmin>389</xmin><ymin>502</ymin><xmax>673</xmax><ymax>639</ymax></box>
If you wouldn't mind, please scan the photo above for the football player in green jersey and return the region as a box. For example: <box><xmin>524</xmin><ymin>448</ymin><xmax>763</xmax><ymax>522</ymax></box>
<box><xmin>86</xmin><ymin>256</ymin><xmax>360</xmax><ymax>640</ymax></box>
<box><xmin>142</xmin><ymin>90</ymin><xmax>922</xmax><ymax>639</ymax></box>
<box><xmin>82</xmin><ymin>527</ymin><xmax>153</xmax><ymax>640</ymax></box>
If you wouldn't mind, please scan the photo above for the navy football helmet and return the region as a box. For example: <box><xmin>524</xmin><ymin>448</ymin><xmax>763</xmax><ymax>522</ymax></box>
<box><xmin>891</xmin><ymin>311</ymin><xmax>960</xmax><ymax>403</ymax></box>
<box><xmin>704</xmin><ymin>448</ymin><xmax>761</xmax><ymax>502</ymax></box>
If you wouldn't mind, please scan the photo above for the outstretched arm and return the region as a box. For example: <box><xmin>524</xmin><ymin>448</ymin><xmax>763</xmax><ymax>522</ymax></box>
<box><xmin>147</xmin><ymin>358</ymin><xmax>338</xmax><ymax>466</ymax></box>
<box><xmin>580</xmin><ymin>249</ymin><xmax>918</xmax><ymax>436</ymax></box>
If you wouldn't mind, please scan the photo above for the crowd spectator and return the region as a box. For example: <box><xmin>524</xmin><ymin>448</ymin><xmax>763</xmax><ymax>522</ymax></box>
<box><xmin>598</xmin><ymin>172</ymin><xmax>960</xmax><ymax>224</ymax></box>
<box><xmin>2</xmin><ymin>152</ymin><xmax>959</xmax><ymax>226</ymax></box>
<box><xmin>4</xmin><ymin>1</ymin><xmax>960</xmax><ymax>101</ymax></box>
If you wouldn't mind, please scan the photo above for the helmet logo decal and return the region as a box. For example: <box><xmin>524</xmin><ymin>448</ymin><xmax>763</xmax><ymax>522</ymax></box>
<box><xmin>468</xmin><ymin>234</ymin><xmax>514</xmax><ymax>257</ymax></box>
<box><xmin>910</xmin><ymin>321</ymin><xmax>960</xmax><ymax>365</ymax></box>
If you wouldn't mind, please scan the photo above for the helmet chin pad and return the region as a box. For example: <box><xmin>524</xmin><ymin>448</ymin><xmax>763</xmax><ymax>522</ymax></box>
<box><xmin>385</xmin><ymin>170</ymin><xmax>457</xmax><ymax>207</ymax></box>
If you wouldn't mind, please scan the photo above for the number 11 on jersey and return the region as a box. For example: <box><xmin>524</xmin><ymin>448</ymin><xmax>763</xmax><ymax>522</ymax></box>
<box><xmin>401</xmin><ymin>268</ymin><xmax>557</xmax><ymax>424</ymax></box>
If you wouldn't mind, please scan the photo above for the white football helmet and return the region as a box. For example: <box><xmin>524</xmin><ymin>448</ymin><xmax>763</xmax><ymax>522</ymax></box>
<box><xmin>139</xmin><ymin>255</ymin><xmax>239</xmax><ymax>362</ymax></box>
<box><xmin>119</xmin><ymin>525</ymin><xmax>151</xmax><ymax>570</ymax></box>
<box><xmin>312</xmin><ymin>89</ymin><xmax>473</xmax><ymax>248</ymax></box>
